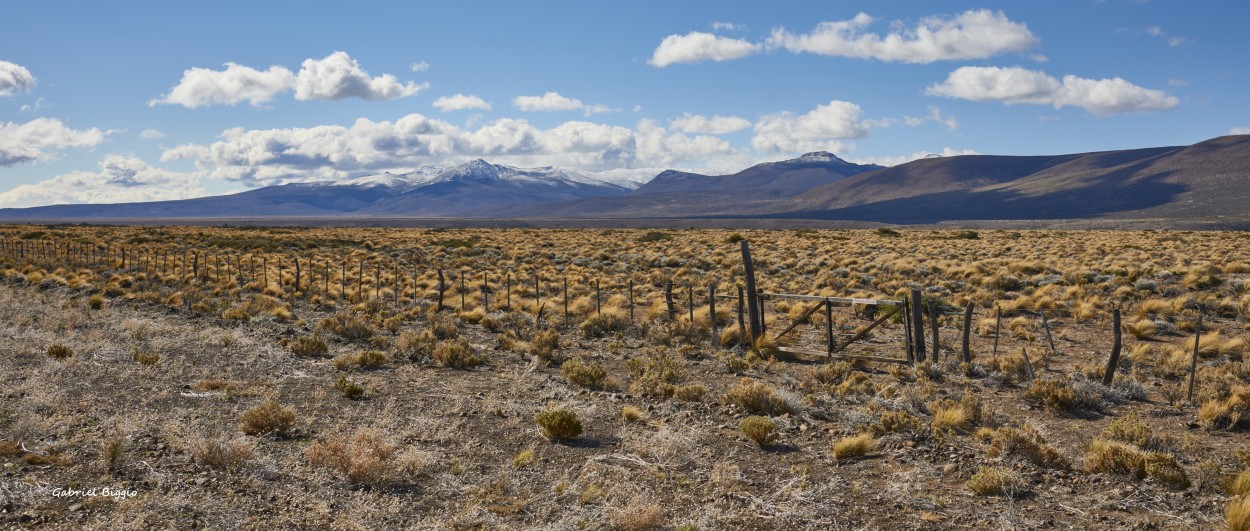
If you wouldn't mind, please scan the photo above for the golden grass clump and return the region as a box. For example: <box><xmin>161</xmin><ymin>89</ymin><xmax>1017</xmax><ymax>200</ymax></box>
<box><xmin>432</xmin><ymin>338</ymin><xmax>482</xmax><ymax>369</ymax></box>
<box><xmin>535</xmin><ymin>408</ymin><xmax>582</xmax><ymax>441</ymax></box>
<box><xmin>579</xmin><ymin>310</ymin><xmax>632</xmax><ymax>338</ymax></box>
<box><xmin>967</xmin><ymin>466</ymin><xmax>1021</xmax><ymax>496</ymax></box>
<box><xmin>288</xmin><ymin>335</ymin><xmax>328</xmax><ymax>357</ymax></box>
<box><xmin>620</xmin><ymin>405</ymin><xmax>645</xmax><ymax>423</ymax></box>
<box><xmin>1229</xmin><ymin>467</ymin><xmax>1250</xmax><ymax>497</ymax></box>
<box><xmin>831</xmin><ymin>433</ymin><xmax>876</xmax><ymax>461</ymax></box>
<box><xmin>317</xmin><ymin>312</ymin><xmax>375</xmax><ymax>341</ymax></box>
<box><xmin>561</xmin><ymin>357</ymin><xmax>607</xmax><ymax>389</ymax></box>
<box><xmin>609</xmin><ymin>497</ymin><xmax>664</xmax><ymax>531</ymax></box>
<box><xmin>983</xmin><ymin>425</ymin><xmax>1069</xmax><ymax>470</ymax></box>
<box><xmin>332</xmin><ymin>350</ymin><xmax>389</xmax><ymax>370</ymax></box>
<box><xmin>739</xmin><ymin>415</ymin><xmax>777</xmax><ymax>447</ymax></box>
<box><xmin>190</xmin><ymin>434</ymin><xmax>255</xmax><ymax>470</ymax></box>
<box><xmin>1023</xmin><ymin>378</ymin><xmax>1078</xmax><ymax>414</ymax></box>
<box><xmin>1126</xmin><ymin>318</ymin><xmax>1158</xmax><ymax>340</ymax></box>
<box><xmin>239</xmin><ymin>400</ymin><xmax>296</xmax><ymax>437</ymax></box>
<box><xmin>724</xmin><ymin>378</ymin><xmax>796</xmax><ymax>416</ymax></box>
<box><xmin>1084</xmin><ymin>439</ymin><xmax>1190</xmax><ymax>490</ymax></box>
<box><xmin>1198</xmin><ymin>386</ymin><xmax>1250</xmax><ymax>430</ymax></box>
<box><xmin>305</xmin><ymin>429</ymin><xmax>396</xmax><ymax>485</ymax></box>
<box><xmin>1229</xmin><ymin>495</ymin><xmax>1250</xmax><ymax>531</ymax></box>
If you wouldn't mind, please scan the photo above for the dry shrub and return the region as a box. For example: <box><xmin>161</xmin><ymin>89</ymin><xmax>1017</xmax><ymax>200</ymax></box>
<box><xmin>289</xmin><ymin>335</ymin><xmax>328</xmax><ymax>357</ymax></box>
<box><xmin>528</xmin><ymin>328</ymin><xmax>562</xmax><ymax>364</ymax></box>
<box><xmin>332</xmin><ymin>350</ymin><xmax>389</xmax><ymax>370</ymax></box>
<box><xmin>609</xmin><ymin>497</ymin><xmax>663</xmax><ymax>531</ymax></box>
<box><xmin>190</xmin><ymin>434</ymin><xmax>255</xmax><ymax>470</ymax></box>
<box><xmin>725</xmin><ymin>378</ymin><xmax>795</xmax><ymax>416</ymax></box>
<box><xmin>334</xmin><ymin>376</ymin><xmax>365</xmax><ymax>399</ymax></box>
<box><xmin>432</xmin><ymin>338</ymin><xmax>482</xmax><ymax>368</ymax></box>
<box><xmin>1126</xmin><ymin>318</ymin><xmax>1158</xmax><ymax>340</ymax></box>
<box><xmin>1084</xmin><ymin>439</ymin><xmax>1190</xmax><ymax>490</ymax></box>
<box><xmin>967</xmin><ymin>466</ymin><xmax>1021</xmax><ymax>497</ymax></box>
<box><xmin>239</xmin><ymin>400</ymin><xmax>296</xmax><ymax>437</ymax></box>
<box><xmin>620</xmin><ymin>405</ymin><xmax>644</xmax><ymax>423</ymax></box>
<box><xmin>579</xmin><ymin>310</ymin><xmax>632</xmax><ymax>338</ymax></box>
<box><xmin>673</xmin><ymin>384</ymin><xmax>707</xmax><ymax>402</ymax></box>
<box><xmin>46</xmin><ymin>343</ymin><xmax>73</xmax><ymax>360</ymax></box>
<box><xmin>317</xmin><ymin>312</ymin><xmax>375</xmax><ymax>341</ymax></box>
<box><xmin>1023</xmin><ymin>378</ymin><xmax>1078</xmax><ymax>414</ymax></box>
<box><xmin>1198</xmin><ymin>386</ymin><xmax>1250</xmax><ymax>430</ymax></box>
<box><xmin>871</xmin><ymin>410</ymin><xmax>922</xmax><ymax>436</ymax></box>
<box><xmin>832</xmin><ymin>433</ymin><xmax>875</xmax><ymax>461</ymax></box>
<box><xmin>396</xmin><ymin>329</ymin><xmax>437</xmax><ymax>359</ymax></box>
<box><xmin>984</xmin><ymin>425</ymin><xmax>1069</xmax><ymax>470</ymax></box>
<box><xmin>626</xmin><ymin>349</ymin><xmax>685</xmax><ymax>398</ymax></box>
<box><xmin>561</xmin><ymin>357</ymin><xmax>606</xmax><ymax>389</ymax></box>
<box><xmin>305</xmin><ymin>429</ymin><xmax>396</xmax><ymax>485</ymax></box>
<box><xmin>739</xmin><ymin>415</ymin><xmax>777</xmax><ymax>447</ymax></box>
<box><xmin>535</xmin><ymin>408</ymin><xmax>582</xmax><ymax>441</ymax></box>
<box><xmin>1229</xmin><ymin>495</ymin><xmax>1250</xmax><ymax>531</ymax></box>
<box><xmin>1230</xmin><ymin>467</ymin><xmax>1250</xmax><ymax>497</ymax></box>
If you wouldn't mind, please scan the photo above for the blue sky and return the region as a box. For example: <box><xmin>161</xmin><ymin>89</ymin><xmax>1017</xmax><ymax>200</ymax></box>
<box><xmin>1</xmin><ymin>0</ymin><xmax>1247</xmax><ymax>207</ymax></box>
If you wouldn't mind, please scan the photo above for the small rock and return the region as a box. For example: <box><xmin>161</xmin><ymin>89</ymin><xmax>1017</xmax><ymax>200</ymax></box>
<box><xmin>68</xmin><ymin>503</ymin><xmax>82</xmax><ymax>512</ymax></box>
<box><xmin>942</xmin><ymin>463</ymin><xmax>958</xmax><ymax>474</ymax></box>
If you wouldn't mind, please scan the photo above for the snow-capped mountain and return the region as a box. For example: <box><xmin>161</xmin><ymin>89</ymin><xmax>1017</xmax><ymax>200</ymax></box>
<box><xmin>333</xmin><ymin>160</ymin><xmax>661</xmax><ymax>193</ymax></box>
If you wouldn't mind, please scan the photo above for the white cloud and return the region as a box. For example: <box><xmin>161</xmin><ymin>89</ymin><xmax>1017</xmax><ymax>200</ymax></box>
<box><xmin>752</xmin><ymin>100</ymin><xmax>869</xmax><ymax>154</ymax></box>
<box><xmin>0</xmin><ymin>117</ymin><xmax>108</xmax><ymax>166</ymax></box>
<box><xmin>161</xmin><ymin>113</ymin><xmax>740</xmax><ymax>186</ymax></box>
<box><xmin>1146</xmin><ymin>25</ymin><xmax>1165</xmax><ymax>37</ymax></box>
<box><xmin>433</xmin><ymin>94</ymin><xmax>492</xmax><ymax>112</ymax></box>
<box><xmin>409</xmin><ymin>61</ymin><xmax>430</xmax><ymax>72</ymax></box>
<box><xmin>148</xmin><ymin>62</ymin><xmax>296</xmax><ymax>108</ymax></box>
<box><xmin>513</xmin><ymin>91</ymin><xmax>584</xmax><ymax>111</ymax></box>
<box><xmin>581</xmin><ymin>103</ymin><xmax>618</xmax><ymax>116</ymax></box>
<box><xmin>902</xmin><ymin>106</ymin><xmax>959</xmax><ymax>131</ymax></box>
<box><xmin>711</xmin><ymin>21</ymin><xmax>741</xmax><ymax>31</ymax></box>
<box><xmin>150</xmin><ymin>52</ymin><xmax>424</xmax><ymax>108</ymax></box>
<box><xmin>1230</xmin><ymin>127</ymin><xmax>1250</xmax><ymax>135</ymax></box>
<box><xmin>140</xmin><ymin>129</ymin><xmax>166</xmax><ymax>140</ymax></box>
<box><xmin>1144</xmin><ymin>25</ymin><xmax>1191</xmax><ymax>46</ymax></box>
<box><xmin>766</xmin><ymin>9</ymin><xmax>1037</xmax><ymax>63</ymax></box>
<box><xmin>0</xmin><ymin>155</ymin><xmax>206</xmax><ymax>208</ymax></box>
<box><xmin>0</xmin><ymin>61</ymin><xmax>36</xmax><ymax>97</ymax></box>
<box><xmin>295</xmin><ymin>51</ymin><xmax>427</xmax><ymax>101</ymax></box>
<box><xmin>669</xmin><ymin>113</ymin><xmax>751</xmax><ymax>135</ymax></box>
<box><xmin>649</xmin><ymin>32</ymin><xmax>760</xmax><ymax>67</ymax></box>
<box><xmin>852</xmin><ymin>147</ymin><xmax>979</xmax><ymax>167</ymax></box>
<box><xmin>926</xmin><ymin>66</ymin><xmax>1179</xmax><ymax>115</ymax></box>
<box><xmin>19</xmin><ymin>97</ymin><xmax>47</xmax><ymax>114</ymax></box>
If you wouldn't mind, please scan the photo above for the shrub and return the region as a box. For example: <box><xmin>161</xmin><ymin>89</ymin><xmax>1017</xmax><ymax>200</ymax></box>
<box><xmin>317</xmin><ymin>313</ymin><xmax>375</xmax><ymax>341</ymax></box>
<box><xmin>984</xmin><ymin>426</ymin><xmax>1069</xmax><ymax>470</ymax></box>
<box><xmin>289</xmin><ymin>335</ymin><xmax>328</xmax><ymax>357</ymax></box>
<box><xmin>131</xmin><ymin>349</ymin><xmax>159</xmax><ymax>366</ymax></box>
<box><xmin>1229</xmin><ymin>495</ymin><xmax>1250</xmax><ymax>531</ymax></box>
<box><xmin>190</xmin><ymin>434</ymin><xmax>255</xmax><ymax>470</ymax></box>
<box><xmin>1084</xmin><ymin>439</ymin><xmax>1190</xmax><ymax>490</ymax></box>
<box><xmin>739</xmin><ymin>415</ymin><xmax>777</xmax><ymax>447</ymax></box>
<box><xmin>673</xmin><ymin>384</ymin><xmax>707</xmax><ymax>402</ymax></box>
<box><xmin>305</xmin><ymin>429</ymin><xmax>396</xmax><ymax>484</ymax></box>
<box><xmin>239</xmin><ymin>400</ymin><xmax>296</xmax><ymax>437</ymax></box>
<box><xmin>88</xmin><ymin>294</ymin><xmax>105</xmax><ymax>310</ymax></box>
<box><xmin>561</xmin><ymin>357</ymin><xmax>606</xmax><ymax>389</ymax></box>
<box><xmin>432</xmin><ymin>338</ymin><xmax>482</xmax><ymax>369</ymax></box>
<box><xmin>832</xmin><ymin>433</ymin><xmax>876</xmax><ymax>461</ymax></box>
<box><xmin>1023</xmin><ymin>378</ymin><xmax>1078</xmax><ymax>414</ymax></box>
<box><xmin>967</xmin><ymin>466</ymin><xmax>1021</xmax><ymax>497</ymax></box>
<box><xmin>609</xmin><ymin>497</ymin><xmax>664</xmax><ymax>531</ymax></box>
<box><xmin>1198</xmin><ymin>386</ymin><xmax>1250</xmax><ymax>430</ymax></box>
<box><xmin>332</xmin><ymin>350</ymin><xmax>389</xmax><ymax>370</ymax></box>
<box><xmin>620</xmin><ymin>405</ymin><xmax>644</xmax><ymax>422</ymax></box>
<box><xmin>396</xmin><ymin>329</ymin><xmax>437</xmax><ymax>360</ymax></box>
<box><xmin>725</xmin><ymin>379</ymin><xmax>796</xmax><ymax>416</ymax></box>
<box><xmin>1126</xmin><ymin>318</ymin><xmax>1158</xmax><ymax>340</ymax></box>
<box><xmin>512</xmin><ymin>448</ymin><xmax>535</xmax><ymax>468</ymax></box>
<box><xmin>528</xmin><ymin>328</ymin><xmax>562</xmax><ymax>364</ymax></box>
<box><xmin>1230</xmin><ymin>467</ymin><xmax>1250</xmax><ymax>497</ymax></box>
<box><xmin>579</xmin><ymin>311</ymin><xmax>632</xmax><ymax>338</ymax></box>
<box><xmin>535</xmin><ymin>408</ymin><xmax>582</xmax><ymax>441</ymax></box>
<box><xmin>871</xmin><ymin>410</ymin><xmax>922</xmax><ymax>436</ymax></box>
<box><xmin>46</xmin><ymin>343</ymin><xmax>73</xmax><ymax>360</ymax></box>
<box><xmin>334</xmin><ymin>376</ymin><xmax>365</xmax><ymax>399</ymax></box>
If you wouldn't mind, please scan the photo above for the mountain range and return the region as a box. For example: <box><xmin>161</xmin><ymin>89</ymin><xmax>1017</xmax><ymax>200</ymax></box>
<box><xmin>2</xmin><ymin>134</ymin><xmax>1249</xmax><ymax>225</ymax></box>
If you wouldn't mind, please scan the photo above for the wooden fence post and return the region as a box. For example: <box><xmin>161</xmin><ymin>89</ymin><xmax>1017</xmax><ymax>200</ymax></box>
<box><xmin>825</xmin><ymin>300</ymin><xmax>835</xmax><ymax>356</ymax></box>
<box><xmin>1187</xmin><ymin>312</ymin><xmax>1203</xmax><ymax>403</ymax></box>
<box><xmin>1103</xmin><ymin>307</ymin><xmax>1122</xmax><ymax>386</ymax></box>
<box><xmin>687</xmin><ymin>284</ymin><xmax>694</xmax><ymax>323</ymax></box>
<box><xmin>929</xmin><ymin>302</ymin><xmax>940</xmax><ymax>364</ymax></box>
<box><xmin>740</xmin><ymin>240</ymin><xmax>761</xmax><ymax>341</ymax></box>
<box><xmin>1041</xmin><ymin>310</ymin><xmax>1057</xmax><ymax>357</ymax></box>
<box><xmin>664</xmin><ymin>281</ymin><xmax>676</xmax><ymax>321</ymax></box>
<box><xmin>911</xmin><ymin>289</ymin><xmax>926</xmax><ymax>363</ymax></box>
<box><xmin>992</xmin><ymin>306</ymin><xmax>1002</xmax><ymax>360</ymax></box>
<box><xmin>437</xmin><ymin>269</ymin><xmax>445</xmax><ymax>311</ymax></box>
<box><xmin>709</xmin><ymin>284</ymin><xmax>719</xmax><ymax>347</ymax></box>
<box><xmin>758</xmin><ymin>290</ymin><xmax>767</xmax><ymax>335</ymax></box>
<box><xmin>962</xmin><ymin>302</ymin><xmax>974</xmax><ymax>363</ymax></box>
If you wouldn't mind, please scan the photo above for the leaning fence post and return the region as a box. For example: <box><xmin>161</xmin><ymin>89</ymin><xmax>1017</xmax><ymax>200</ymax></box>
<box><xmin>740</xmin><ymin>240</ymin><xmax>761</xmax><ymax>341</ymax></box>
<box><xmin>1021</xmin><ymin>348</ymin><xmax>1035</xmax><ymax>381</ymax></box>
<box><xmin>929</xmin><ymin>302</ymin><xmax>940</xmax><ymax>365</ymax></box>
<box><xmin>1041</xmin><ymin>310</ymin><xmax>1057</xmax><ymax>357</ymax></box>
<box><xmin>709</xmin><ymin>283</ymin><xmax>719</xmax><ymax>347</ymax></box>
<box><xmin>1103</xmin><ymin>307</ymin><xmax>1123</xmax><ymax>386</ymax></box>
<box><xmin>911</xmin><ymin>289</ymin><xmax>926</xmax><ymax>363</ymax></box>
<box><xmin>1187</xmin><ymin>312</ymin><xmax>1203</xmax><ymax>403</ymax></box>
<box><xmin>991</xmin><ymin>306</ymin><xmax>1002</xmax><ymax>360</ymax></box>
<box><xmin>962</xmin><ymin>302</ymin><xmax>974</xmax><ymax>363</ymax></box>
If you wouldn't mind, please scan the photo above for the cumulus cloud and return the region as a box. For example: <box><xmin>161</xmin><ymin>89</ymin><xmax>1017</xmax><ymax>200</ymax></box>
<box><xmin>752</xmin><ymin>100</ymin><xmax>869</xmax><ymax>154</ymax></box>
<box><xmin>926</xmin><ymin>66</ymin><xmax>1179</xmax><ymax>115</ymax></box>
<box><xmin>852</xmin><ymin>147</ymin><xmax>980</xmax><ymax>167</ymax></box>
<box><xmin>148</xmin><ymin>63</ymin><xmax>296</xmax><ymax>108</ymax></box>
<box><xmin>649</xmin><ymin>32</ymin><xmax>760</xmax><ymax>67</ymax></box>
<box><xmin>140</xmin><ymin>129</ymin><xmax>166</xmax><ymax>140</ymax></box>
<box><xmin>0</xmin><ymin>61</ymin><xmax>36</xmax><ymax>97</ymax></box>
<box><xmin>513</xmin><ymin>91</ymin><xmax>584</xmax><ymax>111</ymax></box>
<box><xmin>669</xmin><ymin>113</ymin><xmax>751</xmax><ymax>135</ymax></box>
<box><xmin>1230</xmin><ymin>127</ymin><xmax>1250</xmax><ymax>135</ymax></box>
<box><xmin>160</xmin><ymin>113</ymin><xmax>738</xmax><ymax>186</ymax></box>
<box><xmin>150</xmin><ymin>52</ymin><xmax>424</xmax><ymax>108</ymax></box>
<box><xmin>0</xmin><ymin>118</ymin><xmax>108</xmax><ymax>166</ymax></box>
<box><xmin>0</xmin><ymin>155</ymin><xmax>206</xmax><ymax>208</ymax></box>
<box><xmin>295</xmin><ymin>51</ymin><xmax>427</xmax><ymax>101</ymax></box>
<box><xmin>767</xmin><ymin>9</ymin><xmax>1037</xmax><ymax>63</ymax></box>
<box><xmin>433</xmin><ymin>93</ymin><xmax>491</xmax><ymax>112</ymax></box>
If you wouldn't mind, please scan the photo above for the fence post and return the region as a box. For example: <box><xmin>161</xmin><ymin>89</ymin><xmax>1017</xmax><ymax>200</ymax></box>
<box><xmin>911</xmin><ymin>289</ymin><xmax>926</xmax><ymax>362</ymax></box>
<box><xmin>1103</xmin><ymin>307</ymin><xmax>1122</xmax><ymax>386</ymax></box>
<box><xmin>740</xmin><ymin>240</ymin><xmax>761</xmax><ymax>341</ymax></box>
<box><xmin>460</xmin><ymin>272</ymin><xmax>466</xmax><ymax>311</ymax></box>
<box><xmin>929</xmin><ymin>302</ymin><xmax>940</xmax><ymax>364</ymax></box>
<box><xmin>595</xmin><ymin>278</ymin><xmax>601</xmax><ymax>316</ymax></box>
<box><xmin>709</xmin><ymin>283</ymin><xmax>719</xmax><ymax>347</ymax></box>
<box><xmin>992</xmin><ymin>306</ymin><xmax>1002</xmax><ymax>359</ymax></box>
<box><xmin>563</xmin><ymin>277</ymin><xmax>569</xmax><ymax>323</ymax></box>
<box><xmin>664</xmin><ymin>281</ymin><xmax>675</xmax><ymax>321</ymax></box>
<box><xmin>758</xmin><ymin>289</ymin><xmax>767</xmax><ymax>335</ymax></box>
<box><xmin>825</xmin><ymin>300</ymin><xmax>835</xmax><ymax>356</ymax></box>
<box><xmin>1041</xmin><ymin>310</ymin><xmax>1057</xmax><ymax>357</ymax></box>
<box><xmin>437</xmin><ymin>269</ymin><xmax>445</xmax><ymax>311</ymax></box>
<box><xmin>961</xmin><ymin>302</ymin><xmax>974</xmax><ymax>363</ymax></box>
<box><xmin>1187</xmin><ymin>312</ymin><xmax>1203</xmax><ymax>403</ymax></box>
<box><xmin>687</xmin><ymin>284</ymin><xmax>694</xmax><ymax>323</ymax></box>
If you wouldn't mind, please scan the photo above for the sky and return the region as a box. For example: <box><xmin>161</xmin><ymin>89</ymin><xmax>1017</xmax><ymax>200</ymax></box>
<box><xmin>1</xmin><ymin>0</ymin><xmax>1248</xmax><ymax>208</ymax></box>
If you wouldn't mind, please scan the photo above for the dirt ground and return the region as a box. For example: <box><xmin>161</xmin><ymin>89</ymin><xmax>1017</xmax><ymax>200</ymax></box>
<box><xmin>0</xmin><ymin>227</ymin><xmax>1248</xmax><ymax>530</ymax></box>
